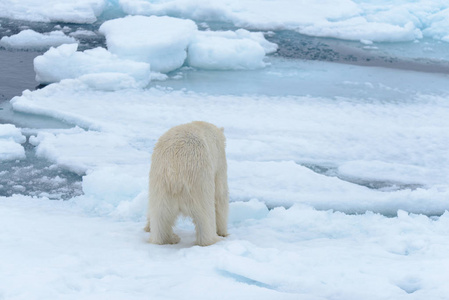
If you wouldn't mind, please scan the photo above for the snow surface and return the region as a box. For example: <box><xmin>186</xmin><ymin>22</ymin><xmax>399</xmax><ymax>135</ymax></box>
<box><xmin>1</xmin><ymin>196</ymin><xmax>449</xmax><ymax>300</ymax></box>
<box><xmin>0</xmin><ymin>124</ymin><xmax>26</xmax><ymax>161</ymax></box>
<box><xmin>0</xmin><ymin>29</ymin><xmax>77</xmax><ymax>50</ymax></box>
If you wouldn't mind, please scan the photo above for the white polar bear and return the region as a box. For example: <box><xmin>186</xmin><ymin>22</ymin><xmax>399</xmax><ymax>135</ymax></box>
<box><xmin>145</xmin><ymin>121</ymin><xmax>229</xmax><ymax>246</ymax></box>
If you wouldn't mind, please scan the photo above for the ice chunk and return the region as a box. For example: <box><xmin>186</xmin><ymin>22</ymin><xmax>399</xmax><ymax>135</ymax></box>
<box><xmin>187</xmin><ymin>35</ymin><xmax>266</xmax><ymax>70</ymax></box>
<box><xmin>0</xmin><ymin>29</ymin><xmax>77</xmax><ymax>50</ymax></box>
<box><xmin>0</xmin><ymin>140</ymin><xmax>25</xmax><ymax>161</ymax></box>
<box><xmin>0</xmin><ymin>0</ymin><xmax>106</xmax><ymax>23</ymax></box>
<box><xmin>34</xmin><ymin>44</ymin><xmax>151</xmax><ymax>87</ymax></box>
<box><xmin>0</xmin><ymin>124</ymin><xmax>26</xmax><ymax>144</ymax></box>
<box><xmin>187</xmin><ymin>29</ymin><xmax>277</xmax><ymax>70</ymax></box>
<box><xmin>99</xmin><ymin>15</ymin><xmax>198</xmax><ymax>73</ymax></box>
<box><xmin>0</xmin><ymin>124</ymin><xmax>26</xmax><ymax>161</ymax></box>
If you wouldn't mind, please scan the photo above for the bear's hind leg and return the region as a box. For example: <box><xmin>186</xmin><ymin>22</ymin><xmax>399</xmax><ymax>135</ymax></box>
<box><xmin>148</xmin><ymin>201</ymin><xmax>180</xmax><ymax>245</ymax></box>
<box><xmin>215</xmin><ymin>172</ymin><xmax>229</xmax><ymax>237</ymax></box>
<box><xmin>144</xmin><ymin>220</ymin><xmax>151</xmax><ymax>232</ymax></box>
<box><xmin>144</xmin><ymin>208</ymin><xmax>151</xmax><ymax>232</ymax></box>
<box><xmin>190</xmin><ymin>189</ymin><xmax>221</xmax><ymax>246</ymax></box>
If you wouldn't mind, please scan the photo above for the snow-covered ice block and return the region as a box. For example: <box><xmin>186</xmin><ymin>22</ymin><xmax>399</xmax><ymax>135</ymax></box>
<box><xmin>0</xmin><ymin>124</ymin><xmax>26</xmax><ymax>144</ymax></box>
<box><xmin>99</xmin><ymin>16</ymin><xmax>198</xmax><ymax>73</ymax></box>
<box><xmin>0</xmin><ymin>0</ymin><xmax>105</xmax><ymax>23</ymax></box>
<box><xmin>188</xmin><ymin>36</ymin><xmax>266</xmax><ymax>70</ymax></box>
<box><xmin>0</xmin><ymin>124</ymin><xmax>26</xmax><ymax>161</ymax></box>
<box><xmin>34</xmin><ymin>44</ymin><xmax>151</xmax><ymax>87</ymax></box>
<box><xmin>187</xmin><ymin>29</ymin><xmax>275</xmax><ymax>70</ymax></box>
<box><xmin>0</xmin><ymin>29</ymin><xmax>77</xmax><ymax>50</ymax></box>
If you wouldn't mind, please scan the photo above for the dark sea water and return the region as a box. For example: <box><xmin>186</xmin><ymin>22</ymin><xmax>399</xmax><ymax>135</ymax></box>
<box><xmin>0</xmin><ymin>19</ymin><xmax>90</xmax><ymax>199</ymax></box>
<box><xmin>268</xmin><ymin>30</ymin><xmax>449</xmax><ymax>74</ymax></box>
<box><xmin>0</xmin><ymin>50</ymin><xmax>39</xmax><ymax>102</ymax></box>
<box><xmin>0</xmin><ymin>48</ymin><xmax>84</xmax><ymax>199</ymax></box>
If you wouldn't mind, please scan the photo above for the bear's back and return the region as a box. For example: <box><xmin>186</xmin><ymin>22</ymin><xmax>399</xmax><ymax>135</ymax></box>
<box><xmin>150</xmin><ymin>121</ymin><xmax>225</xmax><ymax>195</ymax></box>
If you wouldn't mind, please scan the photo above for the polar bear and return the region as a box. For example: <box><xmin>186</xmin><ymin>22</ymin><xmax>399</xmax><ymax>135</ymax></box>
<box><xmin>145</xmin><ymin>121</ymin><xmax>229</xmax><ymax>246</ymax></box>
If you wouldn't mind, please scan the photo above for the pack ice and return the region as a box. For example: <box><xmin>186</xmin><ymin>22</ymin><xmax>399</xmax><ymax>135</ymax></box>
<box><xmin>1</xmin><ymin>1</ymin><xmax>449</xmax><ymax>300</ymax></box>
<box><xmin>29</xmin><ymin>15</ymin><xmax>276</xmax><ymax>86</ymax></box>
<box><xmin>3</xmin><ymin>0</ymin><xmax>448</xmax><ymax>42</ymax></box>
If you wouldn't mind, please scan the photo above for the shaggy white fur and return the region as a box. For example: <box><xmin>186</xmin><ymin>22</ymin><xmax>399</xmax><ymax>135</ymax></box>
<box><xmin>145</xmin><ymin>121</ymin><xmax>229</xmax><ymax>246</ymax></box>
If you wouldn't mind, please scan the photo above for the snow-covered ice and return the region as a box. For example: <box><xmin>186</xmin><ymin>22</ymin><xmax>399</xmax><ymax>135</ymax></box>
<box><xmin>9</xmin><ymin>72</ymin><xmax>449</xmax><ymax>215</ymax></box>
<box><xmin>187</xmin><ymin>30</ymin><xmax>275</xmax><ymax>70</ymax></box>
<box><xmin>3</xmin><ymin>0</ymin><xmax>448</xmax><ymax>42</ymax></box>
<box><xmin>99</xmin><ymin>15</ymin><xmax>275</xmax><ymax>72</ymax></box>
<box><xmin>99</xmin><ymin>16</ymin><xmax>198</xmax><ymax>73</ymax></box>
<box><xmin>0</xmin><ymin>0</ymin><xmax>105</xmax><ymax>24</ymax></box>
<box><xmin>118</xmin><ymin>0</ymin><xmax>448</xmax><ymax>42</ymax></box>
<box><xmin>0</xmin><ymin>29</ymin><xmax>77</xmax><ymax>50</ymax></box>
<box><xmin>1</xmin><ymin>196</ymin><xmax>448</xmax><ymax>299</ymax></box>
<box><xmin>34</xmin><ymin>44</ymin><xmax>151</xmax><ymax>87</ymax></box>
<box><xmin>1</xmin><ymin>0</ymin><xmax>449</xmax><ymax>299</ymax></box>
<box><xmin>0</xmin><ymin>124</ymin><xmax>26</xmax><ymax>161</ymax></box>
